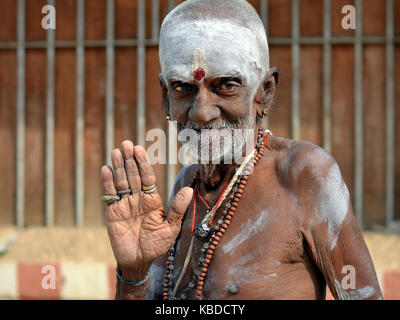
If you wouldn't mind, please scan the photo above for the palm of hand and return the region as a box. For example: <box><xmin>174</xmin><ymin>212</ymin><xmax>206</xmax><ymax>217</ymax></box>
<box><xmin>106</xmin><ymin>192</ymin><xmax>181</xmax><ymax>265</ymax></box>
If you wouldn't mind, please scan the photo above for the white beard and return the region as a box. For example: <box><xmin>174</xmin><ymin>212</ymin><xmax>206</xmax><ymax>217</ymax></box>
<box><xmin>178</xmin><ymin>108</ymin><xmax>256</xmax><ymax>181</ymax></box>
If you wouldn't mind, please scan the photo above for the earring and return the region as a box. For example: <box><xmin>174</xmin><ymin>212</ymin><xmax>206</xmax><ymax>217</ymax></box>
<box><xmin>166</xmin><ymin>115</ymin><xmax>171</xmax><ymax>121</ymax></box>
<box><xmin>261</xmin><ymin>108</ymin><xmax>269</xmax><ymax>118</ymax></box>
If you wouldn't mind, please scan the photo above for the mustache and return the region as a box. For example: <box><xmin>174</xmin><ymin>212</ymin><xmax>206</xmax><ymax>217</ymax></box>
<box><xmin>177</xmin><ymin>114</ymin><xmax>252</xmax><ymax>132</ymax></box>
<box><xmin>182</xmin><ymin>121</ymin><xmax>228</xmax><ymax>130</ymax></box>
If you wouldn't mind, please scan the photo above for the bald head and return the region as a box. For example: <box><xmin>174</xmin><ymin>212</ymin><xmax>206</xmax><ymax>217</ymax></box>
<box><xmin>159</xmin><ymin>0</ymin><xmax>270</xmax><ymax>94</ymax></box>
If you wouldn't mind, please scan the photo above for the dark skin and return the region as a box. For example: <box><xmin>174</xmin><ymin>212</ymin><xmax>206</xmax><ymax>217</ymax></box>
<box><xmin>101</xmin><ymin>67</ymin><xmax>382</xmax><ymax>300</ymax></box>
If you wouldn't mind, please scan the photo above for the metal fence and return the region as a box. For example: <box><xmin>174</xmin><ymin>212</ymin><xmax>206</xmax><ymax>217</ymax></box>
<box><xmin>0</xmin><ymin>0</ymin><xmax>398</xmax><ymax>228</ymax></box>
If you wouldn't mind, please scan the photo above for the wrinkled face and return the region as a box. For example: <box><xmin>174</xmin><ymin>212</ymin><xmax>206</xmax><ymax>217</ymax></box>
<box><xmin>160</xmin><ymin>19</ymin><xmax>267</xmax><ymax>90</ymax></box>
<box><xmin>159</xmin><ymin>18</ymin><xmax>268</xmax><ymax>166</ymax></box>
<box><xmin>167</xmin><ymin>73</ymin><xmax>256</xmax><ymax>165</ymax></box>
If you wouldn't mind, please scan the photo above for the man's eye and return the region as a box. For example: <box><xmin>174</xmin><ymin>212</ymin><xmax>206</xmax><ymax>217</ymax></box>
<box><xmin>220</xmin><ymin>83</ymin><xmax>235</xmax><ymax>91</ymax></box>
<box><xmin>174</xmin><ymin>83</ymin><xmax>193</xmax><ymax>93</ymax></box>
<box><xmin>217</xmin><ymin>81</ymin><xmax>240</xmax><ymax>93</ymax></box>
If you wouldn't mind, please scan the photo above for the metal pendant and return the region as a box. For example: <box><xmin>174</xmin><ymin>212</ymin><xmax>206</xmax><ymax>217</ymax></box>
<box><xmin>193</xmin><ymin>223</ymin><xmax>210</xmax><ymax>240</ymax></box>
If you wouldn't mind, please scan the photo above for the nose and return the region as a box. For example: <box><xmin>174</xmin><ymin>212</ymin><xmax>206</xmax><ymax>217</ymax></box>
<box><xmin>188</xmin><ymin>86</ymin><xmax>220</xmax><ymax>124</ymax></box>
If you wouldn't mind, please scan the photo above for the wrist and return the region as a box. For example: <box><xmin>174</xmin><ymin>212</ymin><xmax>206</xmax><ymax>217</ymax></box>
<box><xmin>115</xmin><ymin>268</ymin><xmax>151</xmax><ymax>300</ymax></box>
<box><xmin>116</xmin><ymin>267</ymin><xmax>150</xmax><ymax>286</ymax></box>
<box><xmin>118</xmin><ymin>263</ymin><xmax>151</xmax><ymax>283</ymax></box>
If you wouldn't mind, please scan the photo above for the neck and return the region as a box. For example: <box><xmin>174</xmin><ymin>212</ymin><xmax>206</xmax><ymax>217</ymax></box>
<box><xmin>199</xmin><ymin>163</ymin><xmax>237</xmax><ymax>189</ymax></box>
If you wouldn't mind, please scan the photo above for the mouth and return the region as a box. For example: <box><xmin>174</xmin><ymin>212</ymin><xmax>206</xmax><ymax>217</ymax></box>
<box><xmin>189</xmin><ymin>127</ymin><xmax>228</xmax><ymax>133</ymax></box>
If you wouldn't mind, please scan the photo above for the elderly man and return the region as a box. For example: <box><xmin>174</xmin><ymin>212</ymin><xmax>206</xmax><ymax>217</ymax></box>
<box><xmin>100</xmin><ymin>0</ymin><xmax>382</xmax><ymax>300</ymax></box>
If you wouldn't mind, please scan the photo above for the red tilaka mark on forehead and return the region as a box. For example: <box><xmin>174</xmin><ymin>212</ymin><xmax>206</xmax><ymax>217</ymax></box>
<box><xmin>193</xmin><ymin>67</ymin><xmax>206</xmax><ymax>81</ymax></box>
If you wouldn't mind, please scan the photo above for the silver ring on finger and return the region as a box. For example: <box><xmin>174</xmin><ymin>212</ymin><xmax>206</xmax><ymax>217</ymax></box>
<box><xmin>102</xmin><ymin>195</ymin><xmax>121</xmax><ymax>203</ymax></box>
<box><xmin>117</xmin><ymin>188</ymin><xmax>132</xmax><ymax>196</ymax></box>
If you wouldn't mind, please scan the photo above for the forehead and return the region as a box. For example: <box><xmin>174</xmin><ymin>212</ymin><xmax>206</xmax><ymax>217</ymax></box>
<box><xmin>160</xmin><ymin>19</ymin><xmax>265</xmax><ymax>84</ymax></box>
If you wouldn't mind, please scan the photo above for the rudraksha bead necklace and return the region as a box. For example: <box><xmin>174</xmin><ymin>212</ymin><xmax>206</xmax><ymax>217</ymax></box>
<box><xmin>163</xmin><ymin>127</ymin><xmax>271</xmax><ymax>300</ymax></box>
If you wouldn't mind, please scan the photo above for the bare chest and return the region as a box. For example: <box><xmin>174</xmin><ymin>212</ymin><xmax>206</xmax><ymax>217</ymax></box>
<box><xmin>152</xmin><ymin>169</ymin><xmax>318</xmax><ymax>300</ymax></box>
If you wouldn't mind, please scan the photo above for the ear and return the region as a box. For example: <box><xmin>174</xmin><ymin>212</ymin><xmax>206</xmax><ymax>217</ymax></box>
<box><xmin>158</xmin><ymin>73</ymin><xmax>169</xmax><ymax>116</ymax></box>
<box><xmin>254</xmin><ymin>66</ymin><xmax>280</xmax><ymax>119</ymax></box>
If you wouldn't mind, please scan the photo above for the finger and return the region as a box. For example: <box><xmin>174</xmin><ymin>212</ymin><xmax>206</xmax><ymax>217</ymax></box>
<box><xmin>101</xmin><ymin>165</ymin><xmax>117</xmax><ymax>197</ymax></box>
<box><xmin>166</xmin><ymin>187</ymin><xmax>193</xmax><ymax>225</ymax></box>
<box><xmin>120</xmin><ymin>140</ymin><xmax>141</xmax><ymax>194</ymax></box>
<box><xmin>111</xmin><ymin>148</ymin><xmax>131</xmax><ymax>198</ymax></box>
<box><xmin>101</xmin><ymin>165</ymin><xmax>117</xmax><ymax>195</ymax></box>
<box><xmin>134</xmin><ymin>145</ymin><xmax>157</xmax><ymax>192</ymax></box>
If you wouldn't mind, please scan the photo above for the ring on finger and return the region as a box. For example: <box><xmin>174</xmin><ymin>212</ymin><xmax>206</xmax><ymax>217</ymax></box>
<box><xmin>117</xmin><ymin>189</ymin><xmax>132</xmax><ymax>196</ymax></box>
<box><xmin>142</xmin><ymin>184</ymin><xmax>157</xmax><ymax>194</ymax></box>
<box><xmin>102</xmin><ymin>195</ymin><xmax>121</xmax><ymax>203</ymax></box>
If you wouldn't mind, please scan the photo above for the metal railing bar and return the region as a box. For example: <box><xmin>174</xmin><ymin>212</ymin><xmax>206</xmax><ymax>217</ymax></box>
<box><xmin>75</xmin><ymin>0</ymin><xmax>85</xmax><ymax>227</ymax></box>
<box><xmin>1</xmin><ymin>36</ymin><xmax>399</xmax><ymax>50</ymax></box>
<box><xmin>16</xmin><ymin>0</ymin><xmax>26</xmax><ymax>228</ymax></box>
<box><xmin>354</xmin><ymin>0</ymin><xmax>363</xmax><ymax>227</ymax></box>
<box><xmin>136</xmin><ymin>0</ymin><xmax>146</xmax><ymax>148</ymax></box>
<box><xmin>45</xmin><ymin>0</ymin><xmax>56</xmax><ymax>226</ymax></box>
<box><xmin>168</xmin><ymin>0</ymin><xmax>175</xmax><ymax>13</ymax></box>
<box><xmin>291</xmin><ymin>0</ymin><xmax>300</xmax><ymax>140</ymax></box>
<box><xmin>269</xmin><ymin>36</ymin><xmax>400</xmax><ymax>45</ymax></box>
<box><xmin>260</xmin><ymin>0</ymin><xmax>269</xmax><ymax>130</ymax></box>
<box><xmin>261</xmin><ymin>0</ymin><xmax>269</xmax><ymax>37</ymax></box>
<box><xmin>385</xmin><ymin>0</ymin><xmax>395</xmax><ymax>228</ymax></box>
<box><xmin>105</xmin><ymin>0</ymin><xmax>115</xmax><ymax>167</ymax></box>
<box><xmin>322</xmin><ymin>0</ymin><xmax>332</xmax><ymax>153</ymax></box>
<box><xmin>166</xmin><ymin>0</ymin><xmax>177</xmax><ymax>204</ymax></box>
<box><xmin>151</xmin><ymin>0</ymin><xmax>160</xmax><ymax>41</ymax></box>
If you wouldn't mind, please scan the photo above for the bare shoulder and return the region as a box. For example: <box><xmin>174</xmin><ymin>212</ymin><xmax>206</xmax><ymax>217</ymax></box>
<box><xmin>270</xmin><ymin>135</ymin><xmax>344</xmax><ymax>200</ymax></box>
<box><xmin>270</xmin><ymin>136</ymin><xmax>351</xmax><ymax>232</ymax></box>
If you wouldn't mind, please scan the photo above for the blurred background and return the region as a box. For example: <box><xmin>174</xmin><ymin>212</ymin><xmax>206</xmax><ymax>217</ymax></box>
<box><xmin>0</xmin><ymin>0</ymin><xmax>400</xmax><ymax>299</ymax></box>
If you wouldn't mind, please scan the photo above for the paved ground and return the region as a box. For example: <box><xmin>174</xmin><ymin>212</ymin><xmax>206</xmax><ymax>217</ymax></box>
<box><xmin>0</xmin><ymin>226</ymin><xmax>115</xmax><ymax>264</ymax></box>
<box><xmin>1</xmin><ymin>226</ymin><xmax>400</xmax><ymax>268</ymax></box>
<box><xmin>0</xmin><ymin>226</ymin><xmax>399</xmax><ymax>299</ymax></box>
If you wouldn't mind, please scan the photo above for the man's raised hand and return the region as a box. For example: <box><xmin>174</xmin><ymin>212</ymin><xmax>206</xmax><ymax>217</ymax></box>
<box><xmin>101</xmin><ymin>140</ymin><xmax>193</xmax><ymax>282</ymax></box>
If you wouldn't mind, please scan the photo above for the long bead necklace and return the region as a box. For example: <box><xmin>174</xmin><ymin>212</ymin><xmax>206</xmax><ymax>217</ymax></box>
<box><xmin>163</xmin><ymin>127</ymin><xmax>271</xmax><ymax>300</ymax></box>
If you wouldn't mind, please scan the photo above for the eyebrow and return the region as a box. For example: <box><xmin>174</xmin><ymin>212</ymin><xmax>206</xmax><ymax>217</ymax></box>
<box><xmin>165</xmin><ymin>70</ymin><xmax>193</xmax><ymax>83</ymax></box>
<box><xmin>168</xmin><ymin>77</ymin><xmax>193</xmax><ymax>84</ymax></box>
<box><xmin>221</xmin><ymin>77</ymin><xmax>242</xmax><ymax>84</ymax></box>
<box><xmin>167</xmin><ymin>75</ymin><xmax>244</xmax><ymax>85</ymax></box>
<box><xmin>165</xmin><ymin>69</ymin><xmax>246</xmax><ymax>84</ymax></box>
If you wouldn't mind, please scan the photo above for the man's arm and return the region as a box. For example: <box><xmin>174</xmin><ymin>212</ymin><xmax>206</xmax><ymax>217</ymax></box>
<box><xmin>113</xmin><ymin>164</ymin><xmax>199</xmax><ymax>300</ymax></box>
<box><xmin>288</xmin><ymin>142</ymin><xmax>383</xmax><ymax>300</ymax></box>
<box><xmin>101</xmin><ymin>141</ymin><xmax>193</xmax><ymax>300</ymax></box>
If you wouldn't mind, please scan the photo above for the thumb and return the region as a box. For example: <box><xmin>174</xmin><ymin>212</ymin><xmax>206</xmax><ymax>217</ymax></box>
<box><xmin>166</xmin><ymin>187</ymin><xmax>193</xmax><ymax>225</ymax></box>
